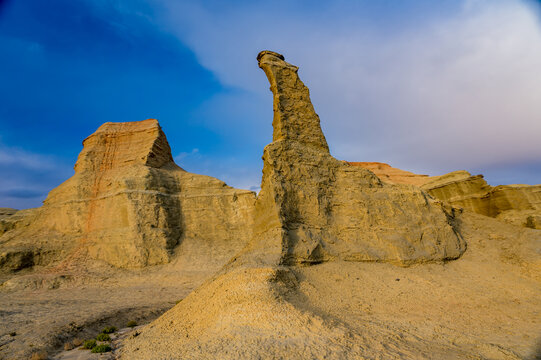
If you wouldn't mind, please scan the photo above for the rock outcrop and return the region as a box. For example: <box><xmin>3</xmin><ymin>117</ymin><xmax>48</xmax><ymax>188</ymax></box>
<box><xmin>421</xmin><ymin>171</ymin><xmax>541</xmax><ymax>229</ymax></box>
<box><xmin>0</xmin><ymin>119</ymin><xmax>255</xmax><ymax>271</ymax></box>
<box><xmin>250</xmin><ymin>51</ymin><xmax>465</xmax><ymax>266</ymax></box>
<box><xmin>349</xmin><ymin>163</ymin><xmax>541</xmax><ymax>230</ymax></box>
<box><xmin>347</xmin><ymin>162</ymin><xmax>433</xmax><ymax>186</ymax></box>
<box><xmin>0</xmin><ymin>208</ymin><xmax>17</xmax><ymax>219</ymax></box>
<box><xmin>0</xmin><ymin>208</ymin><xmax>19</xmax><ymax>235</ymax></box>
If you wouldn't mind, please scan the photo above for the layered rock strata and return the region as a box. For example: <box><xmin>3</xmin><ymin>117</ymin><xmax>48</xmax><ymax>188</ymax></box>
<box><xmin>347</xmin><ymin>162</ymin><xmax>433</xmax><ymax>186</ymax></box>
<box><xmin>0</xmin><ymin>119</ymin><xmax>255</xmax><ymax>270</ymax></box>
<box><xmin>421</xmin><ymin>171</ymin><xmax>541</xmax><ymax>229</ymax></box>
<box><xmin>349</xmin><ymin>163</ymin><xmax>541</xmax><ymax>229</ymax></box>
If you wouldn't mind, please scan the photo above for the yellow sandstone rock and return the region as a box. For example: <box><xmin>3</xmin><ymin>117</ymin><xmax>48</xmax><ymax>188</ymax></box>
<box><xmin>1</xmin><ymin>51</ymin><xmax>540</xmax><ymax>360</ymax></box>
<box><xmin>251</xmin><ymin>50</ymin><xmax>465</xmax><ymax>266</ymax></box>
<box><xmin>421</xmin><ymin>172</ymin><xmax>541</xmax><ymax>229</ymax></box>
<box><xmin>349</xmin><ymin>162</ymin><xmax>541</xmax><ymax>230</ymax></box>
<box><xmin>0</xmin><ymin>119</ymin><xmax>255</xmax><ymax>271</ymax></box>
<box><xmin>347</xmin><ymin>161</ymin><xmax>433</xmax><ymax>186</ymax></box>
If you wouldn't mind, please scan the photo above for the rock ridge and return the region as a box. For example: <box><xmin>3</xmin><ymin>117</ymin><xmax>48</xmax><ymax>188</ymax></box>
<box><xmin>120</xmin><ymin>50</ymin><xmax>470</xmax><ymax>360</ymax></box>
<box><xmin>349</xmin><ymin>162</ymin><xmax>541</xmax><ymax>230</ymax></box>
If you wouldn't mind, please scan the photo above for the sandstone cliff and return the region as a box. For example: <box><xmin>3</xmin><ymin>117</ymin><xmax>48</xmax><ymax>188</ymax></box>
<box><xmin>249</xmin><ymin>51</ymin><xmax>465</xmax><ymax>266</ymax></box>
<box><xmin>0</xmin><ymin>119</ymin><xmax>255</xmax><ymax>271</ymax></box>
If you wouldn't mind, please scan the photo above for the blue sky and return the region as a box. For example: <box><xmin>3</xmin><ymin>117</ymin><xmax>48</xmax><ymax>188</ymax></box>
<box><xmin>1</xmin><ymin>0</ymin><xmax>540</xmax><ymax>209</ymax></box>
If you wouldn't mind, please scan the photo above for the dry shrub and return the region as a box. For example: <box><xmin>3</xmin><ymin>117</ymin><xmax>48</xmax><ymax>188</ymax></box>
<box><xmin>64</xmin><ymin>342</ymin><xmax>74</xmax><ymax>351</ymax></box>
<box><xmin>30</xmin><ymin>351</ymin><xmax>48</xmax><ymax>360</ymax></box>
<box><xmin>72</xmin><ymin>337</ymin><xmax>84</xmax><ymax>347</ymax></box>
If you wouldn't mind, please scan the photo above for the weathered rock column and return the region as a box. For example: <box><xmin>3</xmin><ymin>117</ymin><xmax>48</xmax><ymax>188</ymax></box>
<box><xmin>253</xmin><ymin>50</ymin><xmax>465</xmax><ymax>266</ymax></box>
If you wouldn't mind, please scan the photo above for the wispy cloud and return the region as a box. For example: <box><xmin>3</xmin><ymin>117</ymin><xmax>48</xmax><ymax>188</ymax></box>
<box><xmin>0</xmin><ymin>144</ymin><xmax>72</xmax><ymax>209</ymax></box>
<box><xmin>0</xmin><ymin>145</ymin><xmax>63</xmax><ymax>171</ymax></box>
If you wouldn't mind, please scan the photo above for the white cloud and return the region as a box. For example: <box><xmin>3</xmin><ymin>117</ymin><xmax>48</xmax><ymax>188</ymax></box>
<box><xmin>174</xmin><ymin>147</ymin><xmax>199</xmax><ymax>162</ymax></box>
<box><xmin>152</xmin><ymin>0</ymin><xmax>541</xmax><ymax>178</ymax></box>
<box><xmin>0</xmin><ymin>143</ymin><xmax>73</xmax><ymax>209</ymax></box>
<box><xmin>0</xmin><ymin>145</ymin><xmax>62</xmax><ymax>171</ymax></box>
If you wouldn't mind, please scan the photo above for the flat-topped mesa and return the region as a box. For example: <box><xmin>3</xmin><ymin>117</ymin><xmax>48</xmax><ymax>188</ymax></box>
<box><xmin>257</xmin><ymin>51</ymin><xmax>329</xmax><ymax>152</ymax></box>
<box><xmin>74</xmin><ymin>119</ymin><xmax>175</xmax><ymax>173</ymax></box>
<box><xmin>0</xmin><ymin>119</ymin><xmax>256</xmax><ymax>271</ymax></box>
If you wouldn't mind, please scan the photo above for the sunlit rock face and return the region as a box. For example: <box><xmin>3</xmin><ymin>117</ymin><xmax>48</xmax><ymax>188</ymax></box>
<box><xmin>0</xmin><ymin>119</ymin><xmax>256</xmax><ymax>270</ymax></box>
<box><xmin>347</xmin><ymin>162</ymin><xmax>432</xmax><ymax>187</ymax></box>
<box><xmin>348</xmin><ymin>162</ymin><xmax>541</xmax><ymax>230</ymax></box>
<box><xmin>420</xmin><ymin>172</ymin><xmax>541</xmax><ymax>229</ymax></box>
<box><xmin>251</xmin><ymin>50</ymin><xmax>465</xmax><ymax>266</ymax></box>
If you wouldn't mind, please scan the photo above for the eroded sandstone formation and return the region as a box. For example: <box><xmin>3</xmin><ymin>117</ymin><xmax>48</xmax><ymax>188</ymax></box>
<box><xmin>119</xmin><ymin>51</ymin><xmax>469</xmax><ymax>359</ymax></box>
<box><xmin>347</xmin><ymin>162</ymin><xmax>433</xmax><ymax>186</ymax></box>
<box><xmin>421</xmin><ymin>171</ymin><xmax>541</xmax><ymax>229</ymax></box>
<box><xmin>349</xmin><ymin>162</ymin><xmax>541</xmax><ymax>230</ymax></box>
<box><xmin>251</xmin><ymin>51</ymin><xmax>465</xmax><ymax>266</ymax></box>
<box><xmin>0</xmin><ymin>119</ymin><xmax>255</xmax><ymax>271</ymax></box>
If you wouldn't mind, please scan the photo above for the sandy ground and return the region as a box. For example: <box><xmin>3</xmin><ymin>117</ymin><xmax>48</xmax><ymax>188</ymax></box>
<box><xmin>1</xmin><ymin>213</ymin><xmax>540</xmax><ymax>359</ymax></box>
<box><xmin>52</xmin><ymin>325</ymin><xmax>141</xmax><ymax>360</ymax></box>
<box><xmin>118</xmin><ymin>212</ymin><xmax>541</xmax><ymax>360</ymax></box>
<box><xmin>288</xmin><ymin>214</ymin><xmax>541</xmax><ymax>359</ymax></box>
<box><xmin>293</xmin><ymin>213</ymin><xmax>541</xmax><ymax>359</ymax></box>
<box><xmin>0</xmin><ymin>241</ymin><xmax>228</xmax><ymax>360</ymax></box>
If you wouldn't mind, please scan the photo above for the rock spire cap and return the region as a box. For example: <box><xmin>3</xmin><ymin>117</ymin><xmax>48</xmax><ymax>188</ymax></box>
<box><xmin>257</xmin><ymin>50</ymin><xmax>285</xmax><ymax>63</ymax></box>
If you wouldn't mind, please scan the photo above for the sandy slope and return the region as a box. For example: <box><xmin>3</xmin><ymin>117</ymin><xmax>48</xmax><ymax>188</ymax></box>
<box><xmin>0</xmin><ymin>232</ymin><xmax>242</xmax><ymax>360</ymax></box>
<box><xmin>119</xmin><ymin>211</ymin><xmax>541</xmax><ymax>360</ymax></box>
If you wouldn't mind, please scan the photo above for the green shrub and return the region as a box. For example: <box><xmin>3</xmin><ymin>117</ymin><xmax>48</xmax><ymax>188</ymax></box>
<box><xmin>91</xmin><ymin>344</ymin><xmax>112</xmax><ymax>353</ymax></box>
<box><xmin>126</xmin><ymin>320</ymin><xmax>137</xmax><ymax>328</ymax></box>
<box><xmin>101</xmin><ymin>326</ymin><xmax>117</xmax><ymax>334</ymax></box>
<box><xmin>83</xmin><ymin>339</ymin><xmax>96</xmax><ymax>349</ymax></box>
<box><xmin>96</xmin><ymin>333</ymin><xmax>110</xmax><ymax>341</ymax></box>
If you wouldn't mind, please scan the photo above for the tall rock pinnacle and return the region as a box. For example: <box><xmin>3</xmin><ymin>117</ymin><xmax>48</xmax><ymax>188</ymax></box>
<box><xmin>257</xmin><ymin>51</ymin><xmax>329</xmax><ymax>152</ymax></box>
<box><xmin>252</xmin><ymin>50</ymin><xmax>466</xmax><ymax>266</ymax></box>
